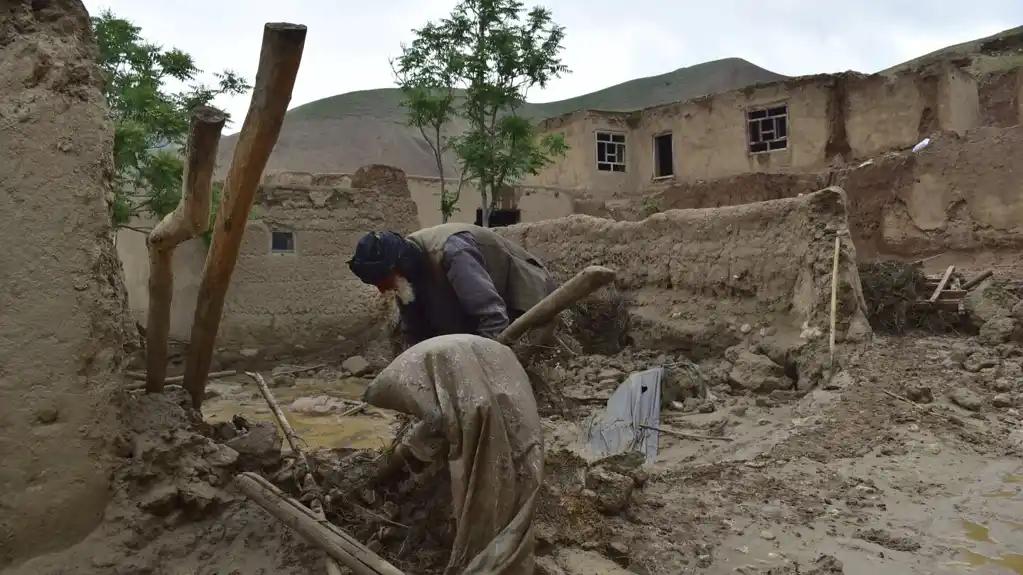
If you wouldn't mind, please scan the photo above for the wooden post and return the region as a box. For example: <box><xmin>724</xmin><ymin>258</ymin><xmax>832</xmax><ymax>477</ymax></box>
<box><xmin>497</xmin><ymin>265</ymin><xmax>615</xmax><ymax>345</ymax></box>
<box><xmin>145</xmin><ymin>106</ymin><xmax>226</xmax><ymax>393</ymax></box>
<box><xmin>182</xmin><ymin>23</ymin><xmax>307</xmax><ymax>408</ymax></box>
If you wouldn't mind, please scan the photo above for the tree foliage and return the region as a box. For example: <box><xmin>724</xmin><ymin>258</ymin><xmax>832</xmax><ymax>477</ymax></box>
<box><xmin>91</xmin><ymin>10</ymin><xmax>251</xmax><ymax>228</ymax></box>
<box><xmin>392</xmin><ymin>0</ymin><xmax>569</xmax><ymax>226</ymax></box>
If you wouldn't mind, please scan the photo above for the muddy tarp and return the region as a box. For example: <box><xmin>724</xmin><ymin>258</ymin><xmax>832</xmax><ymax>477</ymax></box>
<box><xmin>363</xmin><ymin>334</ymin><xmax>543</xmax><ymax>575</ymax></box>
<box><xmin>584</xmin><ymin>367</ymin><xmax>663</xmax><ymax>464</ymax></box>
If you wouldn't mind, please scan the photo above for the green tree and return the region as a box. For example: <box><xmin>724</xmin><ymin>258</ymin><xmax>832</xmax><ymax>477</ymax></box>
<box><xmin>393</xmin><ymin>0</ymin><xmax>569</xmax><ymax>226</ymax></box>
<box><xmin>91</xmin><ymin>10</ymin><xmax>251</xmax><ymax>230</ymax></box>
<box><xmin>391</xmin><ymin>46</ymin><xmax>466</xmax><ymax>223</ymax></box>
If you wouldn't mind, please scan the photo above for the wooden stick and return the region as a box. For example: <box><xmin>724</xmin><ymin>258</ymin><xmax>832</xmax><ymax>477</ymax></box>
<box><xmin>126</xmin><ymin>369</ymin><xmax>236</xmax><ymax>383</ymax></box>
<box><xmin>182</xmin><ymin>23</ymin><xmax>307</xmax><ymax>408</ymax></box>
<box><xmin>639</xmin><ymin>424</ymin><xmax>733</xmax><ymax>442</ymax></box>
<box><xmin>145</xmin><ymin>106</ymin><xmax>226</xmax><ymax>393</ymax></box>
<box><xmin>928</xmin><ymin>265</ymin><xmax>956</xmax><ymax>303</ymax></box>
<box><xmin>235</xmin><ymin>472</ymin><xmax>405</xmax><ymax>575</ymax></box>
<box><xmin>246</xmin><ymin>372</ymin><xmax>344</xmax><ymax>575</ymax></box>
<box><xmin>962</xmin><ymin>270</ymin><xmax>993</xmax><ymax>291</ymax></box>
<box><xmin>498</xmin><ymin>265</ymin><xmax>616</xmax><ymax>345</ymax></box>
<box><xmin>829</xmin><ymin>235</ymin><xmax>840</xmax><ymax>367</ymax></box>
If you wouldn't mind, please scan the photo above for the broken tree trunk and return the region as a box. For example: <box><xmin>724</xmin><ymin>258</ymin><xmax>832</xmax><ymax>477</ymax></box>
<box><xmin>182</xmin><ymin>22</ymin><xmax>307</xmax><ymax>408</ymax></box>
<box><xmin>235</xmin><ymin>472</ymin><xmax>405</xmax><ymax>575</ymax></box>
<box><xmin>145</xmin><ymin>106</ymin><xmax>226</xmax><ymax>394</ymax></box>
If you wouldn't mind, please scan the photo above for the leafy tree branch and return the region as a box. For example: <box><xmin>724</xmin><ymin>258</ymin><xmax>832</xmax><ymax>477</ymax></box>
<box><xmin>393</xmin><ymin>0</ymin><xmax>569</xmax><ymax>226</ymax></box>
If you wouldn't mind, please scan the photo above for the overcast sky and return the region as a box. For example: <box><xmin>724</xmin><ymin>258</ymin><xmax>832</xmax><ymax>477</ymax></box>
<box><xmin>83</xmin><ymin>0</ymin><xmax>1022</xmax><ymax>124</ymax></box>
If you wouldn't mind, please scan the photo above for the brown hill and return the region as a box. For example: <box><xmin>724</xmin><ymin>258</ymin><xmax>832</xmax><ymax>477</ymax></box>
<box><xmin>214</xmin><ymin>58</ymin><xmax>787</xmax><ymax>176</ymax></box>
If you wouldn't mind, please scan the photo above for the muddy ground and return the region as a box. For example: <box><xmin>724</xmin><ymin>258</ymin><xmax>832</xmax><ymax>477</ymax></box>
<box><xmin>167</xmin><ymin>329</ymin><xmax>1023</xmax><ymax>575</ymax></box>
<box><xmin>3</xmin><ymin>330</ymin><xmax>1020</xmax><ymax>575</ymax></box>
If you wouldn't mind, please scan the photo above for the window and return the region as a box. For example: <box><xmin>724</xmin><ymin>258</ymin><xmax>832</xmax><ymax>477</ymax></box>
<box><xmin>747</xmin><ymin>105</ymin><xmax>788</xmax><ymax>153</ymax></box>
<box><xmin>270</xmin><ymin>230</ymin><xmax>295</xmax><ymax>253</ymax></box>
<box><xmin>653</xmin><ymin>133</ymin><xmax>674</xmax><ymax>178</ymax></box>
<box><xmin>596</xmin><ymin>132</ymin><xmax>626</xmax><ymax>172</ymax></box>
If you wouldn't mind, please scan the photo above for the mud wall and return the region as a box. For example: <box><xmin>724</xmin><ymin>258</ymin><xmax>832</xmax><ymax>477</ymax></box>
<box><xmin>497</xmin><ymin>188</ymin><xmax>870</xmax><ymax>366</ymax></box>
<box><xmin>0</xmin><ymin>0</ymin><xmax>129</xmax><ymax>567</ymax></box>
<box><xmin>219</xmin><ymin>165</ymin><xmax>418</xmax><ymax>351</ymax></box>
<box><xmin>264</xmin><ymin>170</ymin><xmax>577</xmax><ymax>228</ymax></box>
<box><xmin>652</xmin><ymin>125</ymin><xmax>1023</xmax><ymax>258</ymax></box>
<box><xmin>116</xmin><ymin>165</ymin><xmax>419</xmax><ymax>355</ymax></box>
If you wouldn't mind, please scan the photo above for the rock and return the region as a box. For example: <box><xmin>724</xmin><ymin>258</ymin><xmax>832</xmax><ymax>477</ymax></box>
<box><xmin>730</xmin><ymin>405</ymin><xmax>748</xmax><ymax>416</ymax></box>
<box><xmin>239</xmin><ymin>348</ymin><xmax>260</xmax><ymax>359</ymax></box>
<box><xmin>289</xmin><ymin>395</ymin><xmax>349</xmax><ymax>415</ymax></box>
<box><xmin>964</xmin><ymin>354</ymin><xmax>999</xmax><ymax>373</ymax></box>
<box><xmin>224</xmin><ymin>421</ymin><xmax>282</xmax><ymax>470</ymax></box>
<box><xmin>584</xmin><ymin>466</ymin><xmax>634</xmax><ymax>514</ymax></box>
<box><xmin>138</xmin><ymin>484</ymin><xmax>179</xmax><ymax>516</ymax></box>
<box><xmin>965</xmin><ymin>279</ymin><xmax>1018</xmax><ymax>327</ymax></box>
<box><xmin>729</xmin><ymin>351</ymin><xmax>793</xmax><ymax>393</ymax></box>
<box><xmin>342</xmin><ymin>355</ymin><xmax>371</xmax><ymax>376</ymax></box>
<box><xmin>204</xmin><ymin>444</ymin><xmax>239</xmax><ymax>468</ymax></box>
<box><xmin>35</xmin><ymin>406</ymin><xmax>59</xmax><ymax>424</ymax></box>
<box><xmin>204</xmin><ymin>382</ymin><xmax>241</xmax><ymax>399</ymax></box>
<box><xmin>979</xmin><ymin>316</ymin><xmax>1018</xmax><ymax>346</ymax></box>
<box><xmin>904</xmin><ymin>384</ymin><xmax>934</xmax><ymax>404</ymax></box>
<box><xmin>179</xmin><ymin>482</ymin><xmax>228</xmax><ymax>518</ymax></box>
<box><xmin>949</xmin><ymin>388</ymin><xmax>983</xmax><ymax>411</ymax></box>
<box><xmin>597</xmin><ymin>368</ymin><xmax>624</xmax><ymax>381</ymax></box>
<box><xmin>992</xmin><ymin>393</ymin><xmax>1015</xmax><ymax>408</ymax></box>
<box><xmin>991</xmin><ymin>378</ymin><xmax>1015</xmax><ymax>393</ymax></box>
<box><xmin>760</xmin><ymin>529</ymin><xmax>776</xmax><ymax>540</ymax></box>
<box><xmin>271</xmin><ymin>372</ymin><xmax>296</xmax><ymax>387</ymax></box>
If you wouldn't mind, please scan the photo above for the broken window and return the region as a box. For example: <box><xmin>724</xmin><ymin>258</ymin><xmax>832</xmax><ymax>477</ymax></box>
<box><xmin>653</xmin><ymin>133</ymin><xmax>674</xmax><ymax>178</ymax></box>
<box><xmin>747</xmin><ymin>104</ymin><xmax>788</xmax><ymax>154</ymax></box>
<box><xmin>596</xmin><ymin>131</ymin><xmax>626</xmax><ymax>172</ymax></box>
<box><xmin>271</xmin><ymin>230</ymin><xmax>295</xmax><ymax>253</ymax></box>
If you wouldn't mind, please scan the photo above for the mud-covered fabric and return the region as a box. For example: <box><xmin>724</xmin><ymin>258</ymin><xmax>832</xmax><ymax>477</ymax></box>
<box><xmin>363</xmin><ymin>334</ymin><xmax>543</xmax><ymax>575</ymax></box>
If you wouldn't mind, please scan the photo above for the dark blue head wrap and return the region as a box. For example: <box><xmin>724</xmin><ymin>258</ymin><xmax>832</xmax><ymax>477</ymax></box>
<box><xmin>348</xmin><ymin>231</ymin><xmax>420</xmax><ymax>285</ymax></box>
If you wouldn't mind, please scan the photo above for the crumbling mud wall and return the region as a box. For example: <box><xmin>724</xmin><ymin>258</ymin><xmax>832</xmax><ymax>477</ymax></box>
<box><xmin>652</xmin><ymin>125</ymin><xmax>1023</xmax><ymax>259</ymax></box>
<box><xmin>218</xmin><ymin>164</ymin><xmax>419</xmax><ymax>357</ymax></box>
<box><xmin>498</xmin><ymin>188</ymin><xmax>871</xmax><ymax>385</ymax></box>
<box><xmin>0</xmin><ymin>0</ymin><xmax>129</xmax><ymax>567</ymax></box>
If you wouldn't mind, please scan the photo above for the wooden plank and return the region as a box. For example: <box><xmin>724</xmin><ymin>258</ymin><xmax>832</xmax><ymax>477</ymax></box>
<box><xmin>182</xmin><ymin>23</ymin><xmax>307</xmax><ymax>408</ymax></box>
<box><xmin>928</xmin><ymin>265</ymin><xmax>955</xmax><ymax>303</ymax></box>
<box><xmin>937</xmin><ymin>290</ymin><xmax>967</xmax><ymax>300</ymax></box>
<box><xmin>913</xmin><ymin>300</ymin><xmax>961</xmax><ymax>311</ymax></box>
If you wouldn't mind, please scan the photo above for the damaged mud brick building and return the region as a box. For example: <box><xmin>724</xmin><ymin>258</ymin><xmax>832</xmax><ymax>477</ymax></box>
<box><xmin>117</xmin><ymin>164</ymin><xmax>419</xmax><ymax>359</ymax></box>
<box><xmin>528</xmin><ymin>65</ymin><xmax>979</xmax><ymax>197</ymax></box>
<box><xmin>0</xmin><ymin>0</ymin><xmax>131</xmax><ymax>567</ymax></box>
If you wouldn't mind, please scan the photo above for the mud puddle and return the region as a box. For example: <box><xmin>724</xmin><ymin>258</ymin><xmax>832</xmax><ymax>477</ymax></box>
<box><xmin>201</xmin><ymin>374</ymin><xmax>396</xmax><ymax>450</ymax></box>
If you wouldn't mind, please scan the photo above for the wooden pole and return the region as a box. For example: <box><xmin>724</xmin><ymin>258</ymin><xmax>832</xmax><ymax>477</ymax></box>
<box><xmin>145</xmin><ymin>106</ymin><xmax>226</xmax><ymax>393</ymax></box>
<box><xmin>962</xmin><ymin>269</ymin><xmax>993</xmax><ymax>291</ymax></box>
<box><xmin>182</xmin><ymin>23</ymin><xmax>307</xmax><ymax>408</ymax></box>
<box><xmin>235</xmin><ymin>472</ymin><xmax>405</xmax><ymax>575</ymax></box>
<box><xmin>497</xmin><ymin>265</ymin><xmax>616</xmax><ymax>345</ymax></box>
